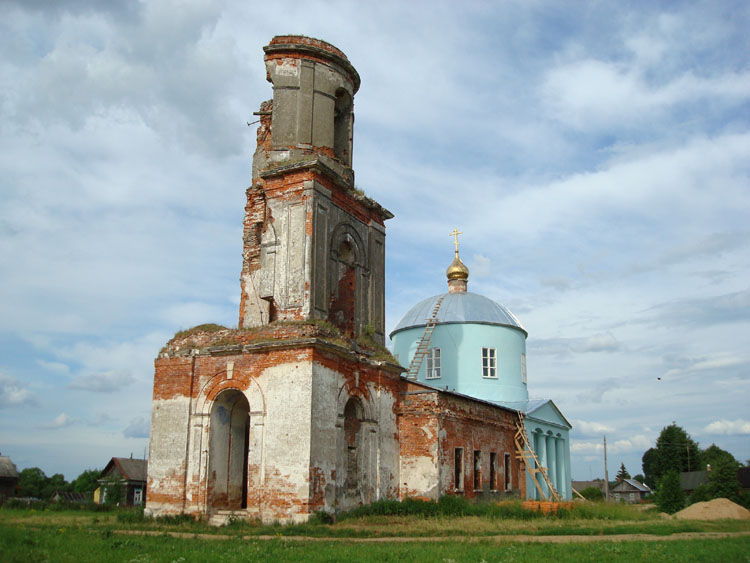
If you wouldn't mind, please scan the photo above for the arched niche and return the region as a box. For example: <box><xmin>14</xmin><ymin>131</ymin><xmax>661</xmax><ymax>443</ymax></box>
<box><xmin>328</xmin><ymin>223</ymin><xmax>367</xmax><ymax>336</ymax></box>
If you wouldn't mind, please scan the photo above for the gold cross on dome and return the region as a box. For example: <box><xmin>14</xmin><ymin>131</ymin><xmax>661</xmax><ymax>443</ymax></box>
<box><xmin>449</xmin><ymin>228</ymin><xmax>463</xmax><ymax>254</ymax></box>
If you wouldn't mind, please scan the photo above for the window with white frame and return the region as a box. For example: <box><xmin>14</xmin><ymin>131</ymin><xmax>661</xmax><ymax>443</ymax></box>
<box><xmin>426</xmin><ymin>347</ymin><xmax>441</xmax><ymax>379</ymax></box>
<box><xmin>482</xmin><ymin>347</ymin><xmax>497</xmax><ymax>378</ymax></box>
<box><xmin>521</xmin><ymin>353</ymin><xmax>527</xmax><ymax>384</ymax></box>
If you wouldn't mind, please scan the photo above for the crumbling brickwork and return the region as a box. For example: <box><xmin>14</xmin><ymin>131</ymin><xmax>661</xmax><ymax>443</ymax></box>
<box><xmin>146</xmin><ymin>35</ymin><xmax>526</xmax><ymax>524</ymax></box>
<box><xmin>238</xmin><ymin>35</ymin><xmax>391</xmax><ymax>344</ymax></box>
<box><xmin>147</xmin><ymin>324</ymin><xmax>402</xmax><ymax>522</ymax></box>
<box><xmin>398</xmin><ymin>381</ymin><xmax>525</xmax><ymax>501</ymax></box>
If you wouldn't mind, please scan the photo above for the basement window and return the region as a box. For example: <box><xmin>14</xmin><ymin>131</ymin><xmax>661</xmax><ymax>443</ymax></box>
<box><xmin>454</xmin><ymin>448</ymin><xmax>464</xmax><ymax>491</ymax></box>
<box><xmin>504</xmin><ymin>453</ymin><xmax>512</xmax><ymax>491</ymax></box>
<box><xmin>473</xmin><ymin>450</ymin><xmax>481</xmax><ymax>491</ymax></box>
<box><xmin>489</xmin><ymin>452</ymin><xmax>497</xmax><ymax>491</ymax></box>
<box><xmin>426</xmin><ymin>348</ymin><xmax>441</xmax><ymax>379</ymax></box>
<box><xmin>482</xmin><ymin>347</ymin><xmax>497</xmax><ymax>378</ymax></box>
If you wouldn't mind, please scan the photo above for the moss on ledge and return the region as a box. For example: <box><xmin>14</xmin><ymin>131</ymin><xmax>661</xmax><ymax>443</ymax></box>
<box><xmin>159</xmin><ymin>319</ymin><xmax>396</xmax><ymax>364</ymax></box>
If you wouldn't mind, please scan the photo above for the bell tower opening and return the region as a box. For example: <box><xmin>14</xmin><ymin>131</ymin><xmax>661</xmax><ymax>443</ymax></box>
<box><xmin>334</xmin><ymin>88</ymin><xmax>353</xmax><ymax>166</ymax></box>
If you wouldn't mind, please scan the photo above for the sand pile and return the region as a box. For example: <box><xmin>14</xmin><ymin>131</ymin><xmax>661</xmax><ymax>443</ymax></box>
<box><xmin>673</xmin><ymin>498</ymin><xmax>750</xmax><ymax>520</ymax></box>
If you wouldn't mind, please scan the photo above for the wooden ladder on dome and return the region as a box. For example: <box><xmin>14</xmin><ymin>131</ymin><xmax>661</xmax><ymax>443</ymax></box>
<box><xmin>514</xmin><ymin>410</ymin><xmax>562</xmax><ymax>502</ymax></box>
<box><xmin>405</xmin><ymin>296</ymin><xmax>445</xmax><ymax>380</ymax></box>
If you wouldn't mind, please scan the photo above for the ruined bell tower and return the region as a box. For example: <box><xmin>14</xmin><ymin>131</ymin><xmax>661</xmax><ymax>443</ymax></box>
<box><xmin>147</xmin><ymin>36</ymin><xmax>404</xmax><ymax>525</ymax></box>
<box><xmin>239</xmin><ymin>36</ymin><xmax>391</xmax><ymax>342</ymax></box>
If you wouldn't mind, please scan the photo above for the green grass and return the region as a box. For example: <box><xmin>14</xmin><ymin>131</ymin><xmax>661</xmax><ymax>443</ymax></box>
<box><xmin>3</xmin><ymin>501</ymin><xmax>750</xmax><ymax>540</ymax></box>
<box><xmin>0</xmin><ymin>524</ymin><xmax>748</xmax><ymax>563</ymax></box>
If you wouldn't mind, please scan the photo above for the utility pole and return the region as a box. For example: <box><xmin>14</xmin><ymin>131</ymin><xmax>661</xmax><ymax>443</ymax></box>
<box><xmin>604</xmin><ymin>436</ymin><xmax>609</xmax><ymax>502</ymax></box>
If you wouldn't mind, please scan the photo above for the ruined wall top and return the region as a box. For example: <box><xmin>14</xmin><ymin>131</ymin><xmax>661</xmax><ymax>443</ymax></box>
<box><xmin>264</xmin><ymin>35</ymin><xmax>360</xmax><ymax>94</ymax></box>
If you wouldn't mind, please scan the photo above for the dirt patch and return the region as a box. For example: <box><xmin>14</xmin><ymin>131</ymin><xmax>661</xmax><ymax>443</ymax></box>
<box><xmin>673</xmin><ymin>498</ymin><xmax>750</xmax><ymax>520</ymax></box>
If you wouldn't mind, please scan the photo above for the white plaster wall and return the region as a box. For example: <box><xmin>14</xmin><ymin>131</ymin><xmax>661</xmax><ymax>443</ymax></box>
<box><xmin>254</xmin><ymin>359</ymin><xmax>314</xmax><ymax>522</ymax></box>
<box><xmin>309</xmin><ymin>362</ymin><xmax>400</xmax><ymax>512</ymax></box>
<box><xmin>146</xmin><ymin>395</ymin><xmax>191</xmax><ymax>515</ymax></box>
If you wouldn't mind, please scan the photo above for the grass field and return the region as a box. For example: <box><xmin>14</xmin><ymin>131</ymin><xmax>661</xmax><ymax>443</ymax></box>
<box><xmin>2</xmin><ymin>501</ymin><xmax>749</xmax><ymax>562</ymax></box>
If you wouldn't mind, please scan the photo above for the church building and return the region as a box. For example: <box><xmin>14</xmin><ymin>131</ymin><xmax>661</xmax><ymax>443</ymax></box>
<box><xmin>145</xmin><ymin>35</ymin><xmax>568</xmax><ymax>524</ymax></box>
<box><xmin>391</xmin><ymin>240</ymin><xmax>572</xmax><ymax>501</ymax></box>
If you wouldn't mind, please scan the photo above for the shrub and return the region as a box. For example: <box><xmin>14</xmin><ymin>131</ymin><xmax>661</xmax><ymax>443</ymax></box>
<box><xmin>579</xmin><ymin>486</ymin><xmax>604</xmax><ymax>501</ymax></box>
<box><xmin>656</xmin><ymin>471</ymin><xmax>685</xmax><ymax>514</ymax></box>
<box><xmin>689</xmin><ymin>483</ymin><xmax>712</xmax><ymax>504</ymax></box>
<box><xmin>116</xmin><ymin>507</ymin><xmax>146</xmax><ymax>523</ymax></box>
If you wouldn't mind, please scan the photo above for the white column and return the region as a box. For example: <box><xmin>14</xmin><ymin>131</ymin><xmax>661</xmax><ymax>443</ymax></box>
<box><xmin>556</xmin><ymin>437</ymin><xmax>567</xmax><ymax>500</ymax></box>
<box><xmin>535</xmin><ymin>432</ymin><xmax>548</xmax><ymax>500</ymax></box>
<box><xmin>546</xmin><ymin>434</ymin><xmax>556</xmax><ymax>498</ymax></box>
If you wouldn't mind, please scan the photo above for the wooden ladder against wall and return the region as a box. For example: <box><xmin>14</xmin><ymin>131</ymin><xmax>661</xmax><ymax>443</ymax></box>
<box><xmin>405</xmin><ymin>296</ymin><xmax>445</xmax><ymax>380</ymax></box>
<box><xmin>514</xmin><ymin>411</ymin><xmax>562</xmax><ymax>502</ymax></box>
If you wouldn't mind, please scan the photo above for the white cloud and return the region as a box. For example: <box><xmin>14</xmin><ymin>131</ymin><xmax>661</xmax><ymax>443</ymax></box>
<box><xmin>36</xmin><ymin>360</ymin><xmax>71</xmax><ymax>375</ymax></box>
<box><xmin>664</xmin><ymin>354</ymin><xmax>747</xmax><ymax>379</ymax></box>
<box><xmin>68</xmin><ymin>371</ymin><xmax>134</xmax><ymax>393</ymax></box>
<box><xmin>571</xmin><ymin>441</ymin><xmax>603</xmax><ymax>454</ymax></box>
<box><xmin>41</xmin><ymin>412</ymin><xmax>75</xmax><ymax>429</ymax></box>
<box><xmin>571</xmin><ymin>332</ymin><xmax>619</xmax><ymax>353</ymax></box>
<box><xmin>704</xmin><ymin>419</ymin><xmax>750</xmax><ymax>436</ymax></box>
<box><xmin>123</xmin><ymin>416</ymin><xmax>150</xmax><ymax>439</ymax></box>
<box><xmin>574</xmin><ymin>420</ymin><xmax>614</xmax><ymax>436</ymax></box>
<box><xmin>0</xmin><ymin>373</ymin><xmax>36</xmax><ymax>407</ymax></box>
<box><xmin>611</xmin><ymin>435</ymin><xmax>652</xmax><ymax>453</ymax></box>
<box><xmin>471</xmin><ymin>254</ymin><xmax>491</xmax><ymax>278</ymax></box>
<box><xmin>541</xmin><ymin>55</ymin><xmax>750</xmax><ymax>131</ymax></box>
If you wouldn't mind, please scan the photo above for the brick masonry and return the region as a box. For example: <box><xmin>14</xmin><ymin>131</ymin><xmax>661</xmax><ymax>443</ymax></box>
<box><xmin>145</xmin><ymin>35</ymin><xmax>526</xmax><ymax>523</ymax></box>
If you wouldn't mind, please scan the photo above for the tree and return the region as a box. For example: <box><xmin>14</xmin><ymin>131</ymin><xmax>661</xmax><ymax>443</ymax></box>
<box><xmin>708</xmin><ymin>457</ymin><xmax>741</xmax><ymax>502</ymax></box>
<box><xmin>71</xmin><ymin>469</ymin><xmax>101</xmax><ymax>493</ymax></box>
<box><xmin>632</xmin><ymin>474</ymin><xmax>645</xmax><ymax>485</ymax></box>
<box><xmin>42</xmin><ymin>473</ymin><xmax>69</xmax><ymax>499</ymax></box>
<box><xmin>642</xmin><ymin>423</ymin><xmax>702</xmax><ymax>487</ymax></box>
<box><xmin>17</xmin><ymin>467</ymin><xmax>47</xmax><ymax>498</ymax></box>
<box><xmin>689</xmin><ymin>483</ymin><xmax>712</xmax><ymax>504</ymax></box>
<box><xmin>701</xmin><ymin>444</ymin><xmax>739</xmax><ymax>471</ymax></box>
<box><xmin>616</xmin><ymin>462</ymin><xmax>631</xmax><ymax>482</ymax></box>
<box><xmin>656</xmin><ymin>471</ymin><xmax>685</xmax><ymax>514</ymax></box>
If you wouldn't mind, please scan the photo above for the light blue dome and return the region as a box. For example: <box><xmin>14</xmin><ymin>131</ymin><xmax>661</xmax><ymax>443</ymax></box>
<box><xmin>390</xmin><ymin>292</ymin><xmax>527</xmax><ymax>339</ymax></box>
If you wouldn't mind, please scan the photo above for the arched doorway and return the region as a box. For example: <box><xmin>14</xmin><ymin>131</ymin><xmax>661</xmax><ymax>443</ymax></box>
<box><xmin>208</xmin><ymin>389</ymin><xmax>250</xmax><ymax>510</ymax></box>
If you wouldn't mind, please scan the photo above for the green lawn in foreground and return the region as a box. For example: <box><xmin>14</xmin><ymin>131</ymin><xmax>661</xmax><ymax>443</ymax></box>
<box><xmin>1</xmin><ymin>525</ymin><xmax>748</xmax><ymax>563</ymax></box>
<box><xmin>2</xmin><ymin>502</ymin><xmax>749</xmax><ymax>562</ymax></box>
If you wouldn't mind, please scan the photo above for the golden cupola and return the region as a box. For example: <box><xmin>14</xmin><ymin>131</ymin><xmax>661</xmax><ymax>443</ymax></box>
<box><xmin>446</xmin><ymin>228</ymin><xmax>469</xmax><ymax>293</ymax></box>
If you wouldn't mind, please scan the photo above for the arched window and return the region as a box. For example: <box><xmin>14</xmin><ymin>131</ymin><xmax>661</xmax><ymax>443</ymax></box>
<box><xmin>333</xmin><ymin>88</ymin><xmax>353</xmax><ymax>165</ymax></box>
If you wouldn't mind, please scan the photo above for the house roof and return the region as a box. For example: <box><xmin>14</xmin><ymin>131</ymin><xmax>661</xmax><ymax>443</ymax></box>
<box><xmin>679</xmin><ymin>470</ymin><xmax>709</xmax><ymax>491</ymax></box>
<box><xmin>572</xmin><ymin>480</ymin><xmax>606</xmax><ymax>492</ymax></box>
<box><xmin>100</xmin><ymin>457</ymin><xmax>147</xmax><ymax>482</ymax></box>
<box><xmin>737</xmin><ymin>467</ymin><xmax>750</xmax><ymax>489</ymax></box>
<box><xmin>613</xmin><ymin>478</ymin><xmax>651</xmax><ymax>493</ymax></box>
<box><xmin>52</xmin><ymin>491</ymin><xmax>89</xmax><ymax>502</ymax></box>
<box><xmin>390</xmin><ymin>292</ymin><xmax>527</xmax><ymax>338</ymax></box>
<box><xmin>0</xmin><ymin>456</ymin><xmax>19</xmax><ymax>479</ymax></box>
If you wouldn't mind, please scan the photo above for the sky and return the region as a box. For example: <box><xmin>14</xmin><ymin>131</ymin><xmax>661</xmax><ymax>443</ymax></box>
<box><xmin>1</xmin><ymin>0</ymin><xmax>748</xmax><ymax>483</ymax></box>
